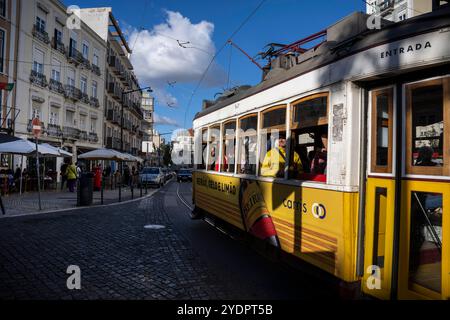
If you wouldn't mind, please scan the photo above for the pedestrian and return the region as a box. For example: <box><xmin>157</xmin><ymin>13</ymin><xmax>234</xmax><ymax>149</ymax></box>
<box><xmin>66</xmin><ymin>161</ymin><xmax>77</xmax><ymax>193</ymax></box>
<box><xmin>60</xmin><ymin>161</ymin><xmax>68</xmax><ymax>191</ymax></box>
<box><xmin>94</xmin><ymin>165</ymin><xmax>102</xmax><ymax>191</ymax></box>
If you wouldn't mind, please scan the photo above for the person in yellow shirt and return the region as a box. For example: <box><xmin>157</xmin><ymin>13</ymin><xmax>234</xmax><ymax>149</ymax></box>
<box><xmin>260</xmin><ymin>133</ymin><xmax>303</xmax><ymax>178</ymax></box>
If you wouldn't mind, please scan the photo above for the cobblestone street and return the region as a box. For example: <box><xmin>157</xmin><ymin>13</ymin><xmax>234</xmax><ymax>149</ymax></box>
<box><xmin>0</xmin><ymin>181</ymin><xmax>337</xmax><ymax>300</ymax></box>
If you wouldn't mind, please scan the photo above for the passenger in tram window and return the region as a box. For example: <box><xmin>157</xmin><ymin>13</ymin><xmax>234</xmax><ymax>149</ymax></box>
<box><xmin>260</xmin><ymin>132</ymin><xmax>303</xmax><ymax>178</ymax></box>
<box><xmin>210</xmin><ymin>147</ymin><xmax>219</xmax><ymax>171</ymax></box>
<box><xmin>415</xmin><ymin>146</ymin><xmax>437</xmax><ymax>167</ymax></box>
<box><xmin>311</xmin><ymin>131</ymin><xmax>328</xmax><ymax>174</ymax></box>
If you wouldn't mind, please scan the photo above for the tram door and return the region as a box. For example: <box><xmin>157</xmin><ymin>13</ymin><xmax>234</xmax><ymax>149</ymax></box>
<box><xmin>363</xmin><ymin>87</ymin><xmax>397</xmax><ymax>300</ymax></box>
<box><xmin>363</xmin><ymin>77</ymin><xmax>450</xmax><ymax>300</ymax></box>
<box><xmin>397</xmin><ymin>77</ymin><xmax>449</xmax><ymax>300</ymax></box>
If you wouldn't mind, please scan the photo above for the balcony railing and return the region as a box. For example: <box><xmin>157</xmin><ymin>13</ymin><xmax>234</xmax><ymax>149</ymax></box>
<box><xmin>27</xmin><ymin>120</ymin><xmax>46</xmax><ymax>133</ymax></box>
<box><xmin>91</xmin><ymin>64</ymin><xmax>101</xmax><ymax>76</ymax></box>
<box><xmin>106</xmin><ymin>109</ymin><xmax>120</xmax><ymax>124</ymax></box>
<box><xmin>81</xmin><ymin>56</ymin><xmax>91</xmax><ymax>70</ymax></box>
<box><xmin>49</xmin><ymin>79</ymin><xmax>65</xmax><ymax>95</ymax></box>
<box><xmin>52</xmin><ymin>38</ymin><xmax>66</xmax><ymax>55</ymax></box>
<box><xmin>106</xmin><ymin>137</ymin><xmax>120</xmax><ymax>149</ymax></box>
<box><xmin>90</xmin><ymin>97</ymin><xmax>100</xmax><ymax>108</ymax></box>
<box><xmin>79</xmin><ymin>131</ymin><xmax>88</xmax><ymax>141</ymax></box>
<box><xmin>32</xmin><ymin>25</ymin><xmax>50</xmax><ymax>44</ymax></box>
<box><xmin>89</xmin><ymin>132</ymin><xmax>99</xmax><ymax>143</ymax></box>
<box><xmin>30</xmin><ymin>70</ymin><xmax>48</xmax><ymax>88</ymax></box>
<box><xmin>81</xmin><ymin>92</ymin><xmax>90</xmax><ymax>104</ymax></box>
<box><xmin>67</xmin><ymin>47</ymin><xmax>84</xmax><ymax>65</ymax></box>
<box><xmin>65</xmin><ymin>85</ymin><xmax>82</xmax><ymax>101</ymax></box>
<box><xmin>47</xmin><ymin>124</ymin><xmax>63</xmax><ymax>138</ymax></box>
<box><xmin>108</xmin><ymin>82</ymin><xmax>122</xmax><ymax>100</ymax></box>
<box><xmin>63</xmin><ymin>126</ymin><xmax>80</xmax><ymax>139</ymax></box>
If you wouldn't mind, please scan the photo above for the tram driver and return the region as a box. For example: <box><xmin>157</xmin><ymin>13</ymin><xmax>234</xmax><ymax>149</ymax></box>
<box><xmin>261</xmin><ymin>132</ymin><xmax>304</xmax><ymax>178</ymax></box>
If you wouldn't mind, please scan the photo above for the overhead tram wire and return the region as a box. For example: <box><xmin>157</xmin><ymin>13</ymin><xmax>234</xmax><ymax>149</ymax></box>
<box><xmin>182</xmin><ymin>0</ymin><xmax>269</xmax><ymax>129</ymax></box>
<box><xmin>131</xmin><ymin>0</ymin><xmax>150</xmax><ymax>51</ymax></box>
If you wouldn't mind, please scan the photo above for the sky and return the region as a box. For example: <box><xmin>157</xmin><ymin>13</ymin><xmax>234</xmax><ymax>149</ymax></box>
<box><xmin>65</xmin><ymin>0</ymin><xmax>366</xmax><ymax>140</ymax></box>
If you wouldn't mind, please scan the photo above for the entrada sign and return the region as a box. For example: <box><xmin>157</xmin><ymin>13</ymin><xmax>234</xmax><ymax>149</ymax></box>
<box><xmin>380</xmin><ymin>41</ymin><xmax>432</xmax><ymax>59</ymax></box>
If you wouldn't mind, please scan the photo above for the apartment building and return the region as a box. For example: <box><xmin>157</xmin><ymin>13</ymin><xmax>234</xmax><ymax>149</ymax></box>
<box><xmin>0</xmin><ymin>0</ymin><xmax>19</xmax><ymax>135</ymax></box>
<box><xmin>366</xmin><ymin>0</ymin><xmax>447</xmax><ymax>22</ymax></box>
<box><xmin>78</xmin><ymin>7</ymin><xmax>144</xmax><ymax>157</ymax></box>
<box><xmin>14</xmin><ymin>0</ymin><xmax>106</xmax><ymax>168</ymax></box>
<box><xmin>141</xmin><ymin>91</ymin><xmax>154</xmax><ymax>161</ymax></box>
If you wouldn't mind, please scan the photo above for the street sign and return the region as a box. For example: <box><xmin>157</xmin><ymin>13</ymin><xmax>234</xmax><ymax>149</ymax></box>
<box><xmin>32</xmin><ymin>118</ymin><xmax>42</xmax><ymax>138</ymax></box>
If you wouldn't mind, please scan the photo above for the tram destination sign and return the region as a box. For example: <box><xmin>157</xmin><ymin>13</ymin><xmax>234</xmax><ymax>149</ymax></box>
<box><xmin>380</xmin><ymin>41</ymin><xmax>432</xmax><ymax>59</ymax></box>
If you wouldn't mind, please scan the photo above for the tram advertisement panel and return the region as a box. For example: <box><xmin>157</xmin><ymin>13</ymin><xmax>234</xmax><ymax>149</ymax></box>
<box><xmin>194</xmin><ymin>171</ymin><xmax>359</xmax><ymax>281</ymax></box>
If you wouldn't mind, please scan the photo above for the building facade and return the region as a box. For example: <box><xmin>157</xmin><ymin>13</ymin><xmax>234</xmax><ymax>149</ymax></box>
<box><xmin>141</xmin><ymin>91</ymin><xmax>154</xmax><ymax>162</ymax></box>
<box><xmin>14</xmin><ymin>0</ymin><xmax>106</xmax><ymax>170</ymax></box>
<box><xmin>78</xmin><ymin>7</ymin><xmax>144</xmax><ymax>157</ymax></box>
<box><xmin>171</xmin><ymin>129</ymin><xmax>194</xmax><ymax>168</ymax></box>
<box><xmin>0</xmin><ymin>0</ymin><xmax>19</xmax><ymax>167</ymax></box>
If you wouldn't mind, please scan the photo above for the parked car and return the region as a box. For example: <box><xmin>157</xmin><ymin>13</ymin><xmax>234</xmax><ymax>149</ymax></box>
<box><xmin>177</xmin><ymin>169</ymin><xmax>192</xmax><ymax>182</ymax></box>
<box><xmin>139</xmin><ymin>167</ymin><xmax>164</xmax><ymax>188</ymax></box>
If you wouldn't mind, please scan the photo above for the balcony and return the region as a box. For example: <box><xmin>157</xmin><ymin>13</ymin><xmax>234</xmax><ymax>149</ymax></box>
<box><xmin>65</xmin><ymin>85</ymin><xmax>82</xmax><ymax>101</ymax></box>
<box><xmin>63</xmin><ymin>126</ymin><xmax>80</xmax><ymax>139</ymax></box>
<box><xmin>131</xmin><ymin>148</ymin><xmax>138</xmax><ymax>156</ymax></box>
<box><xmin>108</xmin><ymin>82</ymin><xmax>122</xmax><ymax>101</ymax></box>
<box><xmin>91</xmin><ymin>64</ymin><xmax>101</xmax><ymax>76</ymax></box>
<box><xmin>67</xmin><ymin>47</ymin><xmax>84</xmax><ymax>65</ymax></box>
<box><xmin>52</xmin><ymin>38</ymin><xmax>66</xmax><ymax>55</ymax></box>
<box><xmin>88</xmin><ymin>132</ymin><xmax>99</xmax><ymax>143</ymax></box>
<box><xmin>79</xmin><ymin>131</ymin><xmax>88</xmax><ymax>141</ymax></box>
<box><xmin>81</xmin><ymin>92</ymin><xmax>90</xmax><ymax>105</ymax></box>
<box><xmin>109</xmin><ymin>56</ymin><xmax>123</xmax><ymax>75</ymax></box>
<box><xmin>49</xmin><ymin>79</ymin><xmax>65</xmax><ymax>95</ymax></box>
<box><xmin>27</xmin><ymin>120</ymin><xmax>46</xmax><ymax>133</ymax></box>
<box><xmin>122</xmin><ymin>97</ymin><xmax>131</xmax><ymax>109</ymax></box>
<box><xmin>106</xmin><ymin>137</ymin><xmax>120</xmax><ymax>149</ymax></box>
<box><xmin>90</xmin><ymin>97</ymin><xmax>100</xmax><ymax>108</ymax></box>
<box><xmin>30</xmin><ymin>70</ymin><xmax>48</xmax><ymax>88</ymax></box>
<box><xmin>81</xmin><ymin>57</ymin><xmax>91</xmax><ymax>71</ymax></box>
<box><xmin>106</xmin><ymin>109</ymin><xmax>120</xmax><ymax>124</ymax></box>
<box><xmin>47</xmin><ymin>124</ymin><xmax>63</xmax><ymax>138</ymax></box>
<box><xmin>32</xmin><ymin>25</ymin><xmax>50</xmax><ymax>44</ymax></box>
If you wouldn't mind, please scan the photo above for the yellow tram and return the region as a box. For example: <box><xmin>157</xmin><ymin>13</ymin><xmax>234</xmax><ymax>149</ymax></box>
<box><xmin>191</xmin><ymin>8</ymin><xmax>450</xmax><ymax>300</ymax></box>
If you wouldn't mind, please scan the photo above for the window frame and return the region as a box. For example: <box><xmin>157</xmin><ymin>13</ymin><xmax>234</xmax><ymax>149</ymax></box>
<box><xmin>0</xmin><ymin>0</ymin><xmax>7</xmax><ymax>19</ymax></box>
<box><xmin>405</xmin><ymin>77</ymin><xmax>450</xmax><ymax>176</ymax></box>
<box><xmin>371</xmin><ymin>88</ymin><xmax>394</xmax><ymax>174</ymax></box>
<box><xmin>237</xmin><ymin>113</ymin><xmax>258</xmax><ymax>176</ymax></box>
<box><xmin>207</xmin><ymin>124</ymin><xmax>221</xmax><ymax>172</ymax></box>
<box><xmin>290</xmin><ymin>92</ymin><xmax>329</xmax><ymax>130</ymax></box>
<box><xmin>221</xmin><ymin>119</ymin><xmax>237</xmax><ymax>173</ymax></box>
<box><xmin>261</xmin><ymin>104</ymin><xmax>287</xmax><ymax>132</ymax></box>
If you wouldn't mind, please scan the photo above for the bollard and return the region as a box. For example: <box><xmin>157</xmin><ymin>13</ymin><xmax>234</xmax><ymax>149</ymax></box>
<box><xmin>145</xmin><ymin>183</ymin><xmax>148</xmax><ymax>195</ymax></box>
<box><xmin>101</xmin><ymin>178</ymin><xmax>104</xmax><ymax>205</ymax></box>
<box><xmin>131</xmin><ymin>184</ymin><xmax>134</xmax><ymax>200</ymax></box>
<box><xmin>119</xmin><ymin>183</ymin><xmax>122</xmax><ymax>203</ymax></box>
<box><xmin>140</xmin><ymin>184</ymin><xmax>143</xmax><ymax>198</ymax></box>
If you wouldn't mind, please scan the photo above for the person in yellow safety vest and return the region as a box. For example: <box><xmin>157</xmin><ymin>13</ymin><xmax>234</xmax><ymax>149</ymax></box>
<box><xmin>260</xmin><ymin>133</ymin><xmax>303</xmax><ymax>178</ymax></box>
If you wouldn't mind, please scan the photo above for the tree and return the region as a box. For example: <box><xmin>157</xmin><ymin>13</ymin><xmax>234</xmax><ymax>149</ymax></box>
<box><xmin>161</xmin><ymin>143</ymin><xmax>173</xmax><ymax>167</ymax></box>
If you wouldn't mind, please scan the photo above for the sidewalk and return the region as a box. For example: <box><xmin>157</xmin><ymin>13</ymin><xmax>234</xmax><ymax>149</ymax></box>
<box><xmin>0</xmin><ymin>185</ymin><xmax>157</xmax><ymax>217</ymax></box>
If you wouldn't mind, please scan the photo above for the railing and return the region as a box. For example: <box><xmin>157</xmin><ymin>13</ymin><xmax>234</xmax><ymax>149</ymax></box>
<box><xmin>64</xmin><ymin>85</ymin><xmax>82</xmax><ymax>101</ymax></box>
<box><xmin>32</xmin><ymin>25</ymin><xmax>50</xmax><ymax>44</ymax></box>
<box><xmin>88</xmin><ymin>132</ymin><xmax>99</xmax><ymax>143</ymax></box>
<box><xmin>63</xmin><ymin>126</ymin><xmax>80</xmax><ymax>139</ymax></box>
<box><xmin>47</xmin><ymin>124</ymin><xmax>63</xmax><ymax>137</ymax></box>
<box><xmin>131</xmin><ymin>148</ymin><xmax>138</xmax><ymax>156</ymax></box>
<box><xmin>67</xmin><ymin>47</ymin><xmax>84</xmax><ymax>65</ymax></box>
<box><xmin>81</xmin><ymin>56</ymin><xmax>91</xmax><ymax>70</ymax></box>
<box><xmin>107</xmin><ymin>109</ymin><xmax>120</xmax><ymax>124</ymax></box>
<box><xmin>52</xmin><ymin>38</ymin><xmax>66</xmax><ymax>55</ymax></box>
<box><xmin>79</xmin><ymin>131</ymin><xmax>88</xmax><ymax>141</ymax></box>
<box><xmin>27</xmin><ymin>120</ymin><xmax>46</xmax><ymax>133</ymax></box>
<box><xmin>90</xmin><ymin>97</ymin><xmax>100</xmax><ymax>108</ymax></box>
<box><xmin>30</xmin><ymin>70</ymin><xmax>48</xmax><ymax>87</ymax></box>
<box><xmin>49</xmin><ymin>79</ymin><xmax>65</xmax><ymax>95</ymax></box>
<box><xmin>81</xmin><ymin>92</ymin><xmax>90</xmax><ymax>104</ymax></box>
<box><xmin>106</xmin><ymin>137</ymin><xmax>121</xmax><ymax>149</ymax></box>
<box><xmin>91</xmin><ymin>64</ymin><xmax>101</xmax><ymax>76</ymax></box>
<box><xmin>108</xmin><ymin>82</ymin><xmax>122</xmax><ymax>100</ymax></box>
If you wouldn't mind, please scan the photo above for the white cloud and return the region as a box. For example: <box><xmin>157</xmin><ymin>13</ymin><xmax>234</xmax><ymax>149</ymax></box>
<box><xmin>154</xmin><ymin>113</ymin><xmax>180</xmax><ymax>127</ymax></box>
<box><xmin>129</xmin><ymin>11</ymin><xmax>226</xmax><ymax>107</ymax></box>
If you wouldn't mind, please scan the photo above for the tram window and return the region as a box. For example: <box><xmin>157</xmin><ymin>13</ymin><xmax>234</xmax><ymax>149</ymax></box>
<box><xmin>221</xmin><ymin>121</ymin><xmax>236</xmax><ymax>173</ymax></box>
<box><xmin>208</xmin><ymin>126</ymin><xmax>221</xmax><ymax>171</ymax></box>
<box><xmin>197</xmin><ymin>129</ymin><xmax>208</xmax><ymax>170</ymax></box>
<box><xmin>238</xmin><ymin>115</ymin><xmax>257</xmax><ymax>175</ymax></box>
<box><xmin>371</xmin><ymin>89</ymin><xmax>393</xmax><ymax>173</ymax></box>
<box><xmin>406</xmin><ymin>78</ymin><xmax>449</xmax><ymax>176</ymax></box>
<box><xmin>290</xmin><ymin>93</ymin><xmax>329</xmax><ymax>182</ymax></box>
<box><xmin>409</xmin><ymin>191</ymin><xmax>442</xmax><ymax>293</ymax></box>
<box><xmin>259</xmin><ymin>106</ymin><xmax>287</xmax><ymax>178</ymax></box>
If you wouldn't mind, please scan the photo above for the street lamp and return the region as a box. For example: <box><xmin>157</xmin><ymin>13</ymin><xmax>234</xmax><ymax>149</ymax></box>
<box><xmin>120</xmin><ymin>86</ymin><xmax>153</xmax><ymax>154</ymax></box>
